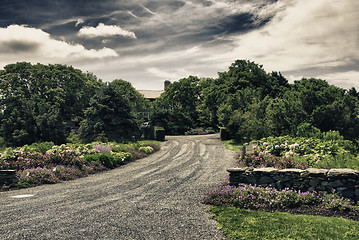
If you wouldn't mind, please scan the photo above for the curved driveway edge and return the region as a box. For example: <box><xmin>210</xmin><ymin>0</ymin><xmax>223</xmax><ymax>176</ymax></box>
<box><xmin>0</xmin><ymin>134</ymin><xmax>234</xmax><ymax>239</ymax></box>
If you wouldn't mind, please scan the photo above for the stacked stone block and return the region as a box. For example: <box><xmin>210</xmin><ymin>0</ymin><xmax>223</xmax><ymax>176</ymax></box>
<box><xmin>0</xmin><ymin>170</ymin><xmax>18</xmax><ymax>187</ymax></box>
<box><xmin>228</xmin><ymin>167</ymin><xmax>359</xmax><ymax>201</ymax></box>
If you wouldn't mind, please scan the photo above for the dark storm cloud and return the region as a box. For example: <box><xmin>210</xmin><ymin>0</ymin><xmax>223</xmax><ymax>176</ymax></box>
<box><xmin>0</xmin><ymin>0</ymin><xmax>122</xmax><ymax>27</ymax></box>
<box><xmin>0</xmin><ymin>0</ymin><xmax>276</xmax><ymax>54</ymax></box>
<box><xmin>3</xmin><ymin>0</ymin><xmax>356</xmax><ymax>91</ymax></box>
<box><xmin>0</xmin><ymin>40</ymin><xmax>40</xmax><ymax>53</ymax></box>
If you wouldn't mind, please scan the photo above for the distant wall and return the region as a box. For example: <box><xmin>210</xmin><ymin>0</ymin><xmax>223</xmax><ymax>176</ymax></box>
<box><xmin>228</xmin><ymin>167</ymin><xmax>359</xmax><ymax>201</ymax></box>
<box><xmin>0</xmin><ymin>170</ymin><xmax>17</xmax><ymax>187</ymax></box>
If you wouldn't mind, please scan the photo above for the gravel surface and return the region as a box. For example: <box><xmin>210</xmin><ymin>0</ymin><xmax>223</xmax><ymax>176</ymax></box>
<box><xmin>0</xmin><ymin>134</ymin><xmax>234</xmax><ymax>239</ymax></box>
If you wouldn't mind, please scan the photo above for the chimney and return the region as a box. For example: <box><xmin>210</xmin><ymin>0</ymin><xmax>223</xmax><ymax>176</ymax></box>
<box><xmin>164</xmin><ymin>80</ymin><xmax>171</xmax><ymax>89</ymax></box>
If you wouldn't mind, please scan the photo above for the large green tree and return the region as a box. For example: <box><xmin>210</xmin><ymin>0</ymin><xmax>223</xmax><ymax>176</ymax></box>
<box><xmin>152</xmin><ymin>76</ymin><xmax>201</xmax><ymax>134</ymax></box>
<box><xmin>78</xmin><ymin>82</ymin><xmax>140</xmax><ymax>142</ymax></box>
<box><xmin>0</xmin><ymin>62</ymin><xmax>102</xmax><ymax>146</ymax></box>
<box><xmin>199</xmin><ymin>60</ymin><xmax>290</xmax><ymax>129</ymax></box>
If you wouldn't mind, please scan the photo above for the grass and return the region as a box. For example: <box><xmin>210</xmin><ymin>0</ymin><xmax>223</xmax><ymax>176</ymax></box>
<box><xmin>209</xmin><ymin>206</ymin><xmax>359</xmax><ymax>240</ymax></box>
<box><xmin>222</xmin><ymin>140</ymin><xmax>244</xmax><ymax>153</ymax></box>
<box><xmin>217</xmin><ymin>137</ymin><xmax>359</xmax><ymax>239</ymax></box>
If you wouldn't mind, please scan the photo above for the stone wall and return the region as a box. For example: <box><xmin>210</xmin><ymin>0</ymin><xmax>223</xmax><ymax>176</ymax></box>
<box><xmin>227</xmin><ymin>167</ymin><xmax>359</xmax><ymax>201</ymax></box>
<box><xmin>0</xmin><ymin>170</ymin><xmax>17</xmax><ymax>187</ymax></box>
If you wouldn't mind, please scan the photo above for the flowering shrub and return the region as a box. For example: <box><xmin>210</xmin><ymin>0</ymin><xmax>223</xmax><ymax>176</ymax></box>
<box><xmin>235</xmin><ymin>151</ymin><xmax>309</xmax><ymax>169</ymax></box>
<box><xmin>52</xmin><ymin>165</ymin><xmax>85</xmax><ymax>180</ymax></box>
<box><xmin>81</xmin><ymin>163</ymin><xmax>107</xmax><ymax>175</ymax></box>
<box><xmin>94</xmin><ymin>144</ymin><xmax>112</xmax><ymax>153</ymax></box>
<box><xmin>141</xmin><ymin>142</ymin><xmax>160</xmax><ymax>152</ymax></box>
<box><xmin>129</xmin><ymin>150</ymin><xmax>148</xmax><ymax>160</ymax></box>
<box><xmin>234</xmin><ymin>135</ymin><xmax>358</xmax><ymax>169</ymax></box>
<box><xmin>112</xmin><ymin>152</ymin><xmax>133</xmax><ymax>162</ymax></box>
<box><xmin>139</xmin><ymin>146</ymin><xmax>154</xmax><ymax>154</ymax></box>
<box><xmin>202</xmin><ymin>183</ymin><xmax>356</xmax><ymax>211</ymax></box>
<box><xmin>1</xmin><ymin>140</ymin><xmax>160</xmax><ymax>190</ymax></box>
<box><xmin>17</xmin><ymin>167</ymin><xmax>60</xmax><ymax>187</ymax></box>
<box><xmin>252</xmin><ymin>135</ymin><xmax>354</xmax><ymax>162</ymax></box>
<box><xmin>0</xmin><ymin>151</ymin><xmax>51</xmax><ymax>170</ymax></box>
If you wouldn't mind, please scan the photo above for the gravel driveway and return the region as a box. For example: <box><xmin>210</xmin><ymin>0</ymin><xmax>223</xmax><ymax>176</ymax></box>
<box><xmin>0</xmin><ymin>134</ymin><xmax>234</xmax><ymax>239</ymax></box>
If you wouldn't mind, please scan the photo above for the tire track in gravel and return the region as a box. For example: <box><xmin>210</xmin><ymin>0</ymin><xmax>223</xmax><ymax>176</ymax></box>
<box><xmin>0</xmin><ymin>134</ymin><xmax>234</xmax><ymax>240</ymax></box>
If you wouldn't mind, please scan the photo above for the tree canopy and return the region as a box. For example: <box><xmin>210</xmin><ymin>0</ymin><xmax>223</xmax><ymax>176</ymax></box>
<box><xmin>1</xmin><ymin>60</ymin><xmax>359</xmax><ymax>146</ymax></box>
<box><xmin>0</xmin><ymin>62</ymin><xmax>102</xmax><ymax>146</ymax></box>
<box><xmin>78</xmin><ymin>81</ymin><xmax>140</xmax><ymax>143</ymax></box>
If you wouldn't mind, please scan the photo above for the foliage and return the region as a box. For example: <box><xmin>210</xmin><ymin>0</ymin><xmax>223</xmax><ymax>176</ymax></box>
<box><xmin>17</xmin><ymin>167</ymin><xmax>60</xmax><ymax>187</ymax></box>
<box><xmin>1</xmin><ymin>140</ymin><xmax>160</xmax><ymax>189</ymax></box>
<box><xmin>139</xmin><ymin>146</ymin><xmax>154</xmax><ymax>154</ymax></box>
<box><xmin>21</xmin><ymin>142</ymin><xmax>54</xmax><ymax>154</ymax></box>
<box><xmin>152</xmin><ymin>76</ymin><xmax>201</xmax><ymax>134</ymax></box>
<box><xmin>154</xmin><ymin>127</ymin><xmax>165</xmax><ymax>141</ymax></box>
<box><xmin>236</xmin><ymin>152</ymin><xmax>309</xmax><ymax>169</ymax></box>
<box><xmin>209</xmin><ymin>206</ymin><xmax>359</xmax><ymax>240</ymax></box>
<box><xmin>151</xmin><ymin>109</ymin><xmax>193</xmax><ymax>134</ymax></box>
<box><xmin>0</xmin><ymin>62</ymin><xmax>103</xmax><ymax>146</ymax></box>
<box><xmin>78</xmin><ymin>81</ymin><xmax>141</xmax><ymax>143</ymax></box>
<box><xmin>141</xmin><ymin>142</ymin><xmax>161</xmax><ymax>152</ymax></box>
<box><xmin>110</xmin><ymin>79</ymin><xmax>150</xmax><ymax>123</ymax></box>
<box><xmin>220</xmin><ymin>127</ymin><xmax>231</xmax><ymax>141</ymax></box>
<box><xmin>231</xmin><ymin>133</ymin><xmax>359</xmax><ymax>170</ymax></box>
<box><xmin>202</xmin><ymin>182</ymin><xmax>356</xmax><ymax>211</ymax></box>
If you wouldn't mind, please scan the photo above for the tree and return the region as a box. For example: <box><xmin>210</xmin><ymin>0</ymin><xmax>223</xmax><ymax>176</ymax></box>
<box><xmin>0</xmin><ymin>62</ymin><xmax>103</xmax><ymax>146</ymax></box>
<box><xmin>265</xmin><ymin>92</ymin><xmax>308</xmax><ymax>136</ymax></box>
<box><xmin>78</xmin><ymin>82</ymin><xmax>140</xmax><ymax>142</ymax></box>
<box><xmin>110</xmin><ymin>79</ymin><xmax>150</xmax><ymax>113</ymax></box>
<box><xmin>199</xmin><ymin>60</ymin><xmax>290</xmax><ymax>129</ymax></box>
<box><xmin>152</xmin><ymin>76</ymin><xmax>201</xmax><ymax>133</ymax></box>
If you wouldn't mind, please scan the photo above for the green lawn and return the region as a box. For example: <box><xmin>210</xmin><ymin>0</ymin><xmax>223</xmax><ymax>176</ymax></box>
<box><xmin>222</xmin><ymin>140</ymin><xmax>244</xmax><ymax>153</ymax></box>
<box><xmin>209</xmin><ymin>206</ymin><xmax>359</xmax><ymax>240</ymax></box>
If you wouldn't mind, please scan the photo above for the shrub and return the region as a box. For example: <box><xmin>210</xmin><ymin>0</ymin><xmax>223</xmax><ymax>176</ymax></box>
<box><xmin>17</xmin><ymin>167</ymin><xmax>60</xmax><ymax>187</ymax></box>
<box><xmin>143</xmin><ymin>125</ymin><xmax>154</xmax><ymax>139</ymax></box>
<box><xmin>139</xmin><ymin>146</ymin><xmax>154</xmax><ymax>154</ymax></box>
<box><xmin>202</xmin><ymin>183</ymin><xmax>356</xmax><ymax>211</ymax></box>
<box><xmin>0</xmin><ymin>151</ymin><xmax>51</xmax><ymax>170</ymax></box>
<box><xmin>296</xmin><ymin>123</ymin><xmax>321</xmax><ymax>138</ymax></box>
<box><xmin>220</xmin><ymin>127</ymin><xmax>231</xmax><ymax>141</ymax></box>
<box><xmin>98</xmin><ymin>153</ymin><xmax>115</xmax><ymax>168</ymax></box>
<box><xmin>111</xmin><ymin>144</ymin><xmax>134</xmax><ymax>153</ymax></box>
<box><xmin>112</xmin><ymin>152</ymin><xmax>133</xmax><ymax>165</ymax></box>
<box><xmin>22</xmin><ymin>142</ymin><xmax>54</xmax><ymax>154</ymax></box>
<box><xmin>154</xmin><ymin>127</ymin><xmax>165</xmax><ymax>141</ymax></box>
<box><xmin>94</xmin><ymin>144</ymin><xmax>112</xmax><ymax>153</ymax></box>
<box><xmin>129</xmin><ymin>150</ymin><xmax>148</xmax><ymax>160</ymax></box>
<box><xmin>141</xmin><ymin>142</ymin><xmax>160</xmax><ymax>152</ymax></box>
<box><xmin>83</xmin><ymin>154</ymin><xmax>102</xmax><ymax>165</ymax></box>
<box><xmin>52</xmin><ymin>165</ymin><xmax>85</xmax><ymax>180</ymax></box>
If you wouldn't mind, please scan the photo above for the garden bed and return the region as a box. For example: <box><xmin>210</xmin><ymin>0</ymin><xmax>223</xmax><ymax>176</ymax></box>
<box><xmin>0</xmin><ymin>141</ymin><xmax>160</xmax><ymax>190</ymax></box>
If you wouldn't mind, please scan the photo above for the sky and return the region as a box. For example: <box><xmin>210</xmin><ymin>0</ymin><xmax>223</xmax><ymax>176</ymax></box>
<box><xmin>0</xmin><ymin>0</ymin><xmax>358</xmax><ymax>90</ymax></box>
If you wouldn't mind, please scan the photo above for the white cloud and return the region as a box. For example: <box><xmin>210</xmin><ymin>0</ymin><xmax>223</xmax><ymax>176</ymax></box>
<box><xmin>0</xmin><ymin>25</ymin><xmax>118</xmax><ymax>67</ymax></box>
<box><xmin>79</xmin><ymin>23</ymin><xmax>137</xmax><ymax>39</ymax></box>
<box><xmin>315</xmin><ymin>71</ymin><xmax>359</xmax><ymax>90</ymax></box>
<box><xmin>146</xmin><ymin>67</ymin><xmax>183</xmax><ymax>80</ymax></box>
<box><xmin>207</xmin><ymin>0</ymin><xmax>359</xmax><ymax>73</ymax></box>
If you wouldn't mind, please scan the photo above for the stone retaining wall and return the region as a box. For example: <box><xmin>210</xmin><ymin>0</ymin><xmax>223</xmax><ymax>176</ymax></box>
<box><xmin>0</xmin><ymin>170</ymin><xmax>17</xmax><ymax>187</ymax></box>
<box><xmin>227</xmin><ymin>167</ymin><xmax>359</xmax><ymax>201</ymax></box>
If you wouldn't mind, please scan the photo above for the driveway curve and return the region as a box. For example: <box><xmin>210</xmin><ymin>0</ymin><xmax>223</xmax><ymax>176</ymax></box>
<box><xmin>0</xmin><ymin>134</ymin><xmax>234</xmax><ymax>240</ymax></box>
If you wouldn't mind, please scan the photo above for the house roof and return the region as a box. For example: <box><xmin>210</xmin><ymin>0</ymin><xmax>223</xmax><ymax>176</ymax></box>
<box><xmin>138</xmin><ymin>90</ymin><xmax>164</xmax><ymax>99</ymax></box>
